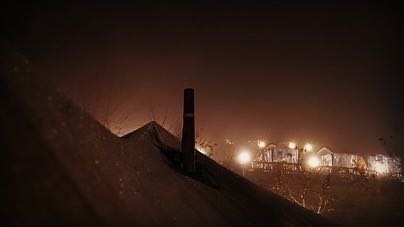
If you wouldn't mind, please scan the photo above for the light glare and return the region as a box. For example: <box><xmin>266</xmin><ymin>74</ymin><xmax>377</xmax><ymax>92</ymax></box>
<box><xmin>374</xmin><ymin>162</ymin><xmax>388</xmax><ymax>175</ymax></box>
<box><xmin>304</xmin><ymin>143</ymin><xmax>313</xmax><ymax>152</ymax></box>
<box><xmin>307</xmin><ymin>156</ymin><xmax>320</xmax><ymax>168</ymax></box>
<box><xmin>237</xmin><ymin>150</ymin><xmax>252</xmax><ymax>165</ymax></box>
<box><xmin>257</xmin><ymin>140</ymin><xmax>266</xmax><ymax>149</ymax></box>
<box><xmin>288</xmin><ymin>142</ymin><xmax>297</xmax><ymax>149</ymax></box>
<box><xmin>196</xmin><ymin>145</ymin><xmax>207</xmax><ymax>155</ymax></box>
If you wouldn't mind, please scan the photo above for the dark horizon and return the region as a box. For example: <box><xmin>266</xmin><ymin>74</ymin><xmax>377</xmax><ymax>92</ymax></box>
<box><xmin>2</xmin><ymin>1</ymin><xmax>402</xmax><ymax>157</ymax></box>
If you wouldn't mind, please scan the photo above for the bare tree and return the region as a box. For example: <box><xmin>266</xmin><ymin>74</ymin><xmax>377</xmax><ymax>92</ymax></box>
<box><xmin>271</xmin><ymin>169</ymin><xmax>335</xmax><ymax>215</ymax></box>
<box><xmin>195</xmin><ymin>136</ymin><xmax>217</xmax><ymax>157</ymax></box>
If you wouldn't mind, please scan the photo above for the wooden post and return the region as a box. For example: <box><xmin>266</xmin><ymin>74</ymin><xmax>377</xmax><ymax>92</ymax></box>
<box><xmin>181</xmin><ymin>88</ymin><xmax>195</xmax><ymax>173</ymax></box>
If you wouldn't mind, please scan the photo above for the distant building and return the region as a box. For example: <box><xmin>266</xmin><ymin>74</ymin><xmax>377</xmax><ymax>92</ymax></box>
<box><xmin>316</xmin><ymin>147</ymin><xmax>367</xmax><ymax>169</ymax></box>
<box><xmin>259</xmin><ymin>143</ymin><xmax>277</xmax><ymax>162</ymax></box>
<box><xmin>255</xmin><ymin>143</ymin><xmax>400</xmax><ymax>178</ymax></box>
<box><xmin>259</xmin><ymin>143</ymin><xmax>298</xmax><ymax>164</ymax></box>
<box><xmin>367</xmin><ymin>155</ymin><xmax>401</xmax><ymax>176</ymax></box>
<box><xmin>316</xmin><ymin>147</ymin><xmax>334</xmax><ymax>166</ymax></box>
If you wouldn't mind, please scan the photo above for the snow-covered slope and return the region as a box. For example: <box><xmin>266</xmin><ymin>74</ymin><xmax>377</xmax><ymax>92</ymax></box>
<box><xmin>1</xmin><ymin>43</ymin><xmax>331</xmax><ymax>226</ymax></box>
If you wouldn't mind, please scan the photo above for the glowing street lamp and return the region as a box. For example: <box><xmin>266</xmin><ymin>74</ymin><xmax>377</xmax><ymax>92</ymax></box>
<box><xmin>237</xmin><ymin>149</ymin><xmax>252</xmax><ymax>176</ymax></box>
<box><xmin>304</xmin><ymin>143</ymin><xmax>313</xmax><ymax>152</ymax></box>
<box><xmin>257</xmin><ymin>140</ymin><xmax>266</xmax><ymax>149</ymax></box>
<box><xmin>306</xmin><ymin>156</ymin><xmax>320</xmax><ymax>168</ymax></box>
<box><xmin>237</xmin><ymin>150</ymin><xmax>251</xmax><ymax>164</ymax></box>
<box><xmin>288</xmin><ymin>142</ymin><xmax>297</xmax><ymax>149</ymax></box>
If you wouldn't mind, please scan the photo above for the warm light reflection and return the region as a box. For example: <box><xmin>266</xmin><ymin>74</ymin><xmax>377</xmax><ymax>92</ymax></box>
<box><xmin>196</xmin><ymin>145</ymin><xmax>207</xmax><ymax>155</ymax></box>
<box><xmin>374</xmin><ymin>162</ymin><xmax>388</xmax><ymax>175</ymax></box>
<box><xmin>288</xmin><ymin>142</ymin><xmax>297</xmax><ymax>149</ymax></box>
<box><xmin>257</xmin><ymin>140</ymin><xmax>267</xmax><ymax>149</ymax></box>
<box><xmin>304</xmin><ymin>143</ymin><xmax>313</xmax><ymax>152</ymax></box>
<box><xmin>307</xmin><ymin>156</ymin><xmax>320</xmax><ymax>168</ymax></box>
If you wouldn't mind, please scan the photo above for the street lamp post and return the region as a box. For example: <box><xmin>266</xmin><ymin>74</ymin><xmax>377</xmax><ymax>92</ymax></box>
<box><xmin>237</xmin><ymin>149</ymin><xmax>251</xmax><ymax>177</ymax></box>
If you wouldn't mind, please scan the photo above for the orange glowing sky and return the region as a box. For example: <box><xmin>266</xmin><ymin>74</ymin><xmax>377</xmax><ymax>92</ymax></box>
<box><xmin>2</xmin><ymin>2</ymin><xmax>401</xmax><ymax>157</ymax></box>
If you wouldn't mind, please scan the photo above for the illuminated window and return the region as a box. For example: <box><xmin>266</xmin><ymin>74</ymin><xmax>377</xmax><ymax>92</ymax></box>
<box><xmin>376</xmin><ymin>155</ymin><xmax>384</xmax><ymax>162</ymax></box>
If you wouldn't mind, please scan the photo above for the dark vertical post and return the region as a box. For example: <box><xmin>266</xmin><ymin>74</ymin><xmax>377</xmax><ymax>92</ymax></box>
<box><xmin>182</xmin><ymin>88</ymin><xmax>195</xmax><ymax>173</ymax></box>
<box><xmin>270</xmin><ymin>149</ymin><xmax>273</xmax><ymax>162</ymax></box>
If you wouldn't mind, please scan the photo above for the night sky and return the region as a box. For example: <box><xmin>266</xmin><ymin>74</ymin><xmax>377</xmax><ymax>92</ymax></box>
<box><xmin>2</xmin><ymin>2</ymin><xmax>402</xmax><ymax>157</ymax></box>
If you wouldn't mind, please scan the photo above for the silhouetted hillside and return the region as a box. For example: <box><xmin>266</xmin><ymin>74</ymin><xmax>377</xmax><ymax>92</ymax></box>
<box><xmin>1</xmin><ymin>43</ymin><xmax>330</xmax><ymax>226</ymax></box>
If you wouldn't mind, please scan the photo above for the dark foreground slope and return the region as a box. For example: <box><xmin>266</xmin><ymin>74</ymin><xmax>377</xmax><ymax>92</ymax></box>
<box><xmin>124</xmin><ymin>123</ymin><xmax>333</xmax><ymax>226</ymax></box>
<box><xmin>1</xmin><ymin>44</ymin><xmax>330</xmax><ymax>226</ymax></box>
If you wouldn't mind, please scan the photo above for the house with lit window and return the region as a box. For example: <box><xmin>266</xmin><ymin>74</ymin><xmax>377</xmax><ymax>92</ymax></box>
<box><xmin>259</xmin><ymin>143</ymin><xmax>299</xmax><ymax>163</ymax></box>
<box><xmin>316</xmin><ymin>147</ymin><xmax>334</xmax><ymax>166</ymax></box>
<box><xmin>316</xmin><ymin>147</ymin><xmax>367</xmax><ymax>169</ymax></box>
<box><xmin>367</xmin><ymin>155</ymin><xmax>401</xmax><ymax>176</ymax></box>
